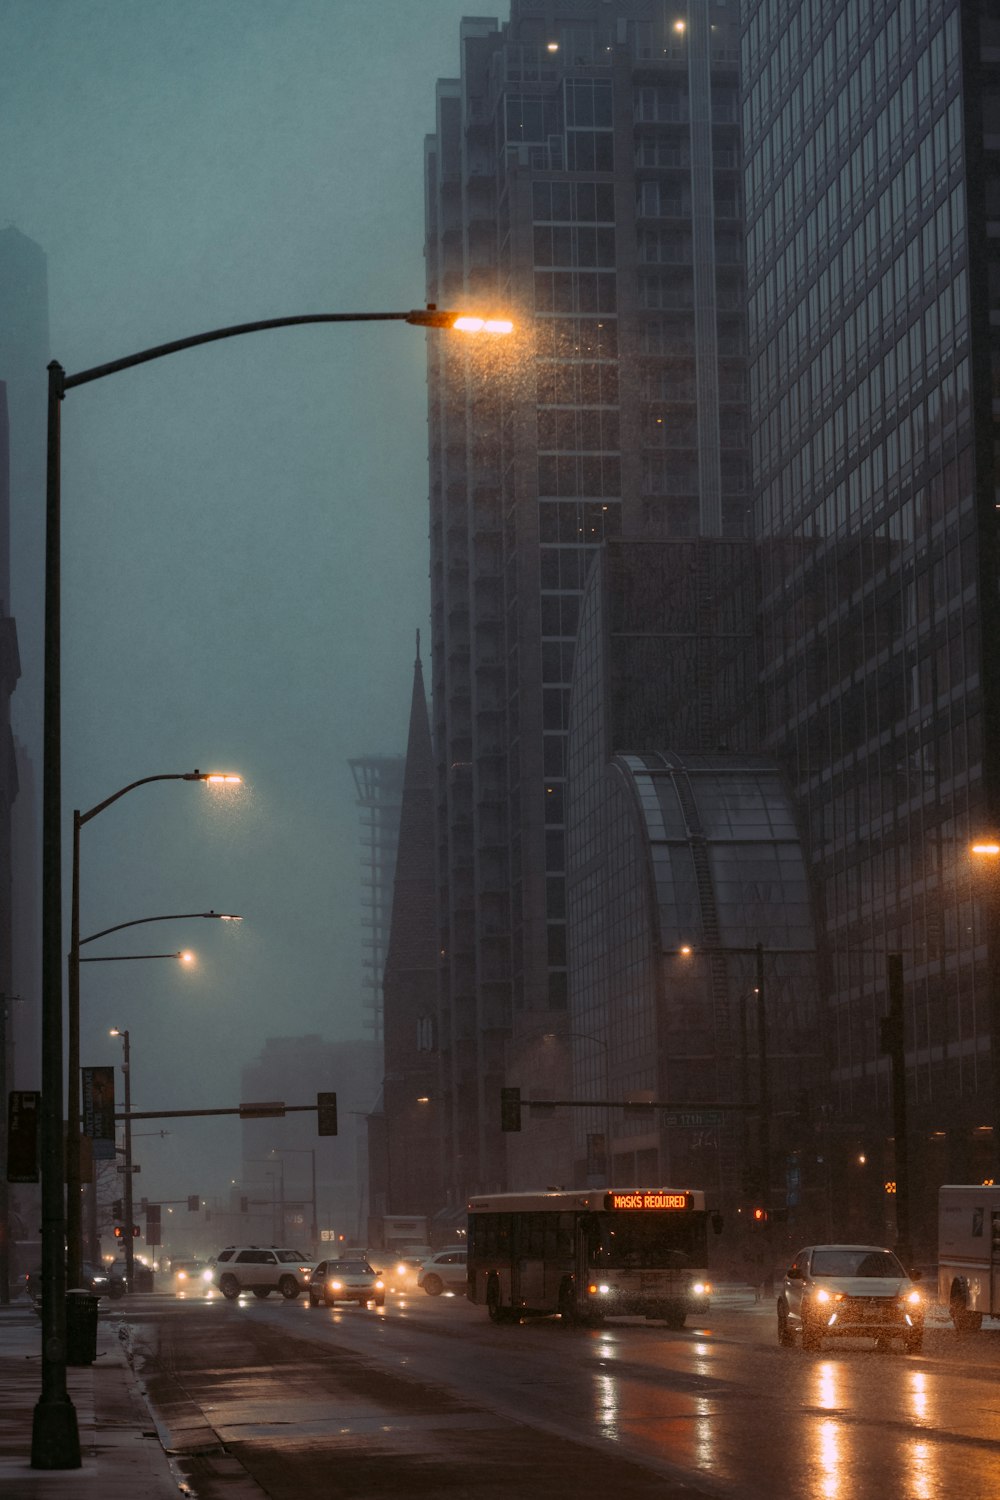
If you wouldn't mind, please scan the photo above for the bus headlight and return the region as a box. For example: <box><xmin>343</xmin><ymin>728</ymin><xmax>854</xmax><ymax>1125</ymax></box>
<box><xmin>692</xmin><ymin>1282</ymin><xmax>711</xmax><ymax>1296</ymax></box>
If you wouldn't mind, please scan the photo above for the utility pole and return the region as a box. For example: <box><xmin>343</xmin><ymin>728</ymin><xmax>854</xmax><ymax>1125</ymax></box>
<box><xmin>881</xmin><ymin>953</ymin><xmax>911</xmax><ymax>1266</ymax></box>
<box><xmin>755</xmin><ymin>942</ymin><xmax>775</xmax><ymax>1295</ymax></box>
<box><xmin>112</xmin><ymin>1030</ymin><xmax>135</xmax><ymax>1289</ymax></box>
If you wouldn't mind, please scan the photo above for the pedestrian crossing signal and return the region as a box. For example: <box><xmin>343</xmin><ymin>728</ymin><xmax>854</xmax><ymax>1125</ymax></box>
<box><xmin>752</xmin><ymin>1206</ymin><xmax>769</xmax><ymax>1223</ymax></box>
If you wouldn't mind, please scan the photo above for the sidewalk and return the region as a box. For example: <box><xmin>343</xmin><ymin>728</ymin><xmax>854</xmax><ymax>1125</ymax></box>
<box><xmin>0</xmin><ymin>1297</ymin><xmax>179</xmax><ymax>1498</ymax></box>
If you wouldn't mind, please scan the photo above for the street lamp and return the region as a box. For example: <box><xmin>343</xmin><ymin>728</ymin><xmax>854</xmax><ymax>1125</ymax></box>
<box><xmin>69</xmin><ymin>912</ymin><xmax>240</xmax><ymax>1284</ymax></box>
<box><xmin>67</xmin><ymin>770</ymin><xmax>241</xmax><ymax>1292</ymax></box>
<box><xmin>75</xmin><ymin>947</ymin><xmax>195</xmax><ymax>1265</ymax></box>
<box><xmin>107</xmin><ymin>1030</ymin><xmax>134</xmax><ymax>1290</ymax></box>
<box><xmin>35</xmin><ymin>305</ymin><xmax>512</xmax><ymax>1468</ymax></box>
<box><xmin>270</xmin><ymin>1148</ymin><xmax>318</xmax><ymax>1254</ymax></box>
<box><xmin>673</xmin><ymin>942</ymin><xmax>814</xmax><ymax>1295</ymax></box>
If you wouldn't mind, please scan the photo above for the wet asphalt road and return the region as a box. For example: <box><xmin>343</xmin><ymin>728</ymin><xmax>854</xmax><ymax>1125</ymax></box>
<box><xmin>127</xmin><ymin>1289</ymin><xmax>1000</xmax><ymax>1499</ymax></box>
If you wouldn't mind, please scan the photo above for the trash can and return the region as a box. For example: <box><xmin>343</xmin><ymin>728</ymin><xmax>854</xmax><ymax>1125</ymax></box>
<box><xmin>65</xmin><ymin>1290</ymin><xmax>100</xmax><ymax>1366</ymax></box>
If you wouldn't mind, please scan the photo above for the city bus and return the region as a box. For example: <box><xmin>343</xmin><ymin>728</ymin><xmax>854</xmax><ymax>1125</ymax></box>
<box><xmin>466</xmin><ymin>1188</ymin><xmax>718</xmax><ymax>1327</ymax></box>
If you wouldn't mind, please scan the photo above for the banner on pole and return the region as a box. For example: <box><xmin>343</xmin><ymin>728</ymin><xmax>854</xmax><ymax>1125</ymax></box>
<box><xmin>83</xmin><ymin>1066</ymin><xmax>116</xmax><ymax>1159</ymax></box>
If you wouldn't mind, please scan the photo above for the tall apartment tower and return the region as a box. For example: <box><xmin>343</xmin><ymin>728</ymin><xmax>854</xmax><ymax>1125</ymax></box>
<box><xmin>348</xmin><ymin>755</ymin><xmax>405</xmax><ymax>1045</ymax></box>
<box><xmin>426</xmin><ymin>0</ymin><xmax>747</xmax><ymax>1201</ymax></box>
<box><xmin>742</xmin><ymin>0</ymin><xmax>1000</xmax><ymax>1240</ymax></box>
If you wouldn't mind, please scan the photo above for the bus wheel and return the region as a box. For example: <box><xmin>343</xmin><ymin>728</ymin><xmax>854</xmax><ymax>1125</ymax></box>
<box><xmin>558</xmin><ymin>1280</ymin><xmax>578</xmax><ymax>1325</ymax></box>
<box><xmin>486</xmin><ymin>1277</ymin><xmax>505</xmax><ymax>1323</ymax></box>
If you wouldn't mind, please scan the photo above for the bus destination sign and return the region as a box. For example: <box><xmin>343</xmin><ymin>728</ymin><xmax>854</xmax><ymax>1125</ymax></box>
<box><xmin>607</xmin><ymin>1191</ymin><xmax>692</xmax><ymax>1211</ymax></box>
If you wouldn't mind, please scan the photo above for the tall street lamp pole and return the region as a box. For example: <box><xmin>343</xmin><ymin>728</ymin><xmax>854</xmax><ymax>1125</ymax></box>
<box><xmin>67</xmin><ymin>771</ymin><xmax>241</xmax><ymax>1291</ymax></box>
<box><xmin>75</xmin><ymin>947</ymin><xmax>194</xmax><ymax>1264</ymax></box>
<box><xmin>35</xmin><ymin>305</ymin><xmax>512</xmax><ymax>1468</ymax></box>
<box><xmin>74</xmin><ymin>914</ymin><xmax>240</xmax><ymax>1275</ymax></box>
<box><xmin>271</xmin><ymin>1148</ymin><xmax>318</xmax><ymax>1254</ymax></box>
<box><xmin>674</xmin><ymin>942</ymin><xmax>814</xmax><ymax>1296</ymax></box>
<box><xmin>108</xmin><ymin>1030</ymin><xmax>133</xmax><ymax>1286</ymax></box>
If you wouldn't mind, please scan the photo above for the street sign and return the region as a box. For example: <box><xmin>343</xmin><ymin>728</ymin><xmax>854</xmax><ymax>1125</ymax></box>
<box><xmin>146</xmin><ymin>1204</ymin><xmax>161</xmax><ymax>1247</ymax></box>
<box><xmin>239</xmin><ymin>1100</ymin><xmax>286</xmax><ymax>1119</ymax></box>
<box><xmin>116</xmin><ymin>1163</ymin><xmax>141</xmax><ymax>1173</ymax></box>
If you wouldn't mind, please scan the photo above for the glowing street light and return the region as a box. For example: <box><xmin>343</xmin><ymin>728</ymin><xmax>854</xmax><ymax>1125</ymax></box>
<box><xmin>66</xmin><ymin>770</ymin><xmax>241</xmax><ymax>1295</ymax></box>
<box><xmin>451</xmin><ymin>315</ymin><xmax>515</xmax><ymax>334</ymax></box>
<box><xmin>37</xmin><ymin>303</ymin><xmax>512</xmax><ymax>1469</ymax></box>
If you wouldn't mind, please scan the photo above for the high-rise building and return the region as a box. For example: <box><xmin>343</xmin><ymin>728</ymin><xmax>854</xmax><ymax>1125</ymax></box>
<box><xmin>349</xmin><ymin>755</ymin><xmax>405</xmax><ymax>1045</ymax></box>
<box><xmin>742</xmin><ymin>0</ymin><xmax>997</xmax><ymax>1242</ymax></box>
<box><xmin>425</xmin><ymin>0</ymin><xmax>747</xmax><ymax>1200</ymax></box>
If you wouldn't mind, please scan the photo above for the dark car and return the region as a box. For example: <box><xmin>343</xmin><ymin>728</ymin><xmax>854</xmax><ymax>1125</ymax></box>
<box><xmin>26</xmin><ymin>1261</ymin><xmax>126</xmax><ymax>1306</ymax></box>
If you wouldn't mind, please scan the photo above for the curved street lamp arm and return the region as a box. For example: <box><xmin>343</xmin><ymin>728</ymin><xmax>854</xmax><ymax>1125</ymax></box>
<box><xmin>80</xmin><ymin>951</ymin><xmax>186</xmax><ymax>963</ymax></box>
<box><xmin>78</xmin><ymin>770</ymin><xmax>206</xmax><ymax>827</ymax></box>
<box><xmin>79</xmin><ymin>911</ymin><xmax>240</xmax><ymax>947</ymax></box>
<box><xmin>57</xmin><ymin>310</ymin><xmax>454</xmax><ymax>394</ymax></box>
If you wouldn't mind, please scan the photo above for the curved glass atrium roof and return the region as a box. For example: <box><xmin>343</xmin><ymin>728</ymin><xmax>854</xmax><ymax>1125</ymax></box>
<box><xmin>617</xmin><ymin>752</ymin><xmax>815</xmax><ymax>955</ymax></box>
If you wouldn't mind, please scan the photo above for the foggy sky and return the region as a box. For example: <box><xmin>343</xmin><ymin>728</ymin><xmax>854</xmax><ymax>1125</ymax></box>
<box><xmin>1</xmin><ymin>0</ymin><xmax>481</xmax><ymax>1203</ymax></box>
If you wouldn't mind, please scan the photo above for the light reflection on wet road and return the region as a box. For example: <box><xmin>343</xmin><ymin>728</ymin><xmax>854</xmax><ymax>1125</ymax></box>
<box><xmin>132</xmin><ymin>1291</ymin><xmax>1000</xmax><ymax>1500</ymax></box>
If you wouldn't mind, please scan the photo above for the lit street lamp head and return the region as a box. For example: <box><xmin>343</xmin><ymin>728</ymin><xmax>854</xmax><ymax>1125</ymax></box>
<box><xmin>405</xmin><ymin>305</ymin><xmax>514</xmax><ymax>334</ymax></box>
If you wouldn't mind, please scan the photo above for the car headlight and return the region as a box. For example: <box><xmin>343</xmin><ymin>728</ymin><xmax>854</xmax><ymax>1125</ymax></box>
<box><xmin>692</xmin><ymin>1282</ymin><xmax>711</xmax><ymax>1296</ymax></box>
<box><xmin>329</xmin><ymin>1280</ymin><xmax>342</xmax><ymax>1291</ymax></box>
<box><xmin>905</xmin><ymin>1289</ymin><xmax>922</xmax><ymax>1305</ymax></box>
<box><xmin>815</xmin><ymin>1288</ymin><xmax>831</xmax><ymax>1303</ymax></box>
<box><xmin>177</xmin><ymin>1271</ymin><xmax>188</xmax><ymax>1281</ymax></box>
<box><xmin>375</xmin><ymin>1279</ymin><xmax>384</xmax><ymax>1289</ymax></box>
<box><xmin>202</xmin><ymin>1269</ymin><xmax>213</xmax><ymax>1282</ymax></box>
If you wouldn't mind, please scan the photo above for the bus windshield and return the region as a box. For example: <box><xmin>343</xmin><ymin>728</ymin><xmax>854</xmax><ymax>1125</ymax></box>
<box><xmin>588</xmin><ymin>1213</ymin><xmax>706</xmax><ymax>1270</ymax></box>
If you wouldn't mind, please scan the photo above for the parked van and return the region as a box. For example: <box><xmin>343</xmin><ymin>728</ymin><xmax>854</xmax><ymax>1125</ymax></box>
<box><xmin>937</xmin><ymin>1183</ymin><xmax>1000</xmax><ymax>1331</ymax></box>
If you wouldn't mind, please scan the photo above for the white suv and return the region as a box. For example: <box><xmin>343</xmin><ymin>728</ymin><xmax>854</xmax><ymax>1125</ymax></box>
<box><xmin>417</xmin><ymin>1247</ymin><xmax>468</xmax><ymax>1296</ymax></box>
<box><xmin>209</xmin><ymin>1246</ymin><xmax>315</xmax><ymax>1300</ymax></box>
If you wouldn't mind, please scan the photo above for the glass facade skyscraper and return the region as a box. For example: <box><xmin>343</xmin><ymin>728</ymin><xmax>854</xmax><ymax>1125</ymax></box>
<box><xmin>743</xmin><ymin>0</ymin><xmax>1000</xmax><ymax>1239</ymax></box>
<box><xmin>425</xmin><ymin>1</ymin><xmax>747</xmax><ymax>1201</ymax></box>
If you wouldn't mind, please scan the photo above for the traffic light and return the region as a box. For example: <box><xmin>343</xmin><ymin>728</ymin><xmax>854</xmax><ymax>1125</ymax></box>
<box><xmin>752</xmin><ymin>1206</ymin><xmax>769</xmax><ymax>1224</ymax></box>
<box><xmin>500</xmin><ymin>1087</ymin><xmax>521</xmax><ymax>1132</ymax></box>
<box><xmin>132</xmin><ymin>1225</ymin><xmax>141</xmax><ymax>1237</ymax></box>
<box><xmin>112</xmin><ymin>1198</ymin><xmax>123</xmax><ymax>1219</ymax></box>
<box><xmin>113</xmin><ymin>1225</ymin><xmax>124</xmax><ymax>1240</ymax></box>
<box><xmin>187</xmin><ymin>1195</ymin><xmax>199</xmax><ymax>1212</ymax></box>
<box><xmin>317</xmin><ymin>1091</ymin><xmax>338</xmax><ymax>1136</ymax></box>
